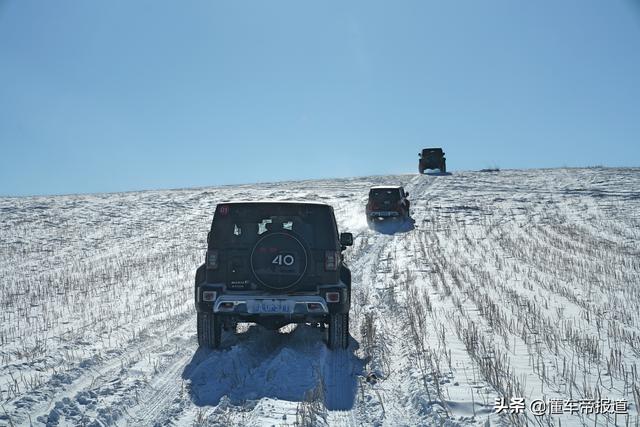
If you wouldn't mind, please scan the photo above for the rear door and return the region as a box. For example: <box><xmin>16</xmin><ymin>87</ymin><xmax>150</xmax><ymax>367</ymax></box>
<box><xmin>209</xmin><ymin>203</ymin><xmax>339</xmax><ymax>291</ymax></box>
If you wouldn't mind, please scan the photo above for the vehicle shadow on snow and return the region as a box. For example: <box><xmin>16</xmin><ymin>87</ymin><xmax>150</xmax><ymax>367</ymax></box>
<box><xmin>421</xmin><ymin>171</ymin><xmax>452</xmax><ymax>176</ymax></box>
<box><xmin>369</xmin><ymin>217</ymin><xmax>415</xmax><ymax>235</ymax></box>
<box><xmin>182</xmin><ymin>324</ymin><xmax>366</xmax><ymax>411</ymax></box>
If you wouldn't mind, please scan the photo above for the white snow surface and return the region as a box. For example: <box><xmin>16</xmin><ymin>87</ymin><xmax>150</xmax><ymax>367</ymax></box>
<box><xmin>1</xmin><ymin>167</ymin><xmax>640</xmax><ymax>426</ymax></box>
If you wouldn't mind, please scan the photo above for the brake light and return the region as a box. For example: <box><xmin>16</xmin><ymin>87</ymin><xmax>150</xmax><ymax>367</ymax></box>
<box><xmin>326</xmin><ymin>292</ymin><xmax>340</xmax><ymax>303</ymax></box>
<box><xmin>202</xmin><ymin>291</ymin><xmax>216</xmax><ymax>302</ymax></box>
<box><xmin>207</xmin><ymin>250</ymin><xmax>219</xmax><ymax>269</ymax></box>
<box><xmin>325</xmin><ymin>251</ymin><xmax>339</xmax><ymax>271</ymax></box>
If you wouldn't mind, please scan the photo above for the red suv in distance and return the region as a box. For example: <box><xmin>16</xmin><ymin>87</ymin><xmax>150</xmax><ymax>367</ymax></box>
<box><xmin>366</xmin><ymin>186</ymin><xmax>411</xmax><ymax>225</ymax></box>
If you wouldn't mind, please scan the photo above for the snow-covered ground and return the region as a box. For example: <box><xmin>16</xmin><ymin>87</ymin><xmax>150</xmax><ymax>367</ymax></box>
<box><xmin>1</xmin><ymin>167</ymin><xmax>639</xmax><ymax>426</ymax></box>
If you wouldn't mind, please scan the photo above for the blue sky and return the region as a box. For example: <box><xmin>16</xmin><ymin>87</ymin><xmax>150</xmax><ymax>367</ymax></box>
<box><xmin>1</xmin><ymin>0</ymin><xmax>639</xmax><ymax>196</ymax></box>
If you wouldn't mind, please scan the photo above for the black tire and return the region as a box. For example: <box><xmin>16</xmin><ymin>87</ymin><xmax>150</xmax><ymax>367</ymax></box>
<box><xmin>197</xmin><ymin>312</ymin><xmax>221</xmax><ymax>349</ymax></box>
<box><xmin>327</xmin><ymin>313</ymin><xmax>349</xmax><ymax>349</ymax></box>
<box><xmin>441</xmin><ymin>160</ymin><xmax>447</xmax><ymax>173</ymax></box>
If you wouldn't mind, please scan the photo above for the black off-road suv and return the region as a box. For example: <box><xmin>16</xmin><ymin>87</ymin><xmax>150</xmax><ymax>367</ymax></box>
<box><xmin>365</xmin><ymin>186</ymin><xmax>411</xmax><ymax>225</ymax></box>
<box><xmin>419</xmin><ymin>147</ymin><xmax>446</xmax><ymax>173</ymax></box>
<box><xmin>194</xmin><ymin>201</ymin><xmax>353</xmax><ymax>350</ymax></box>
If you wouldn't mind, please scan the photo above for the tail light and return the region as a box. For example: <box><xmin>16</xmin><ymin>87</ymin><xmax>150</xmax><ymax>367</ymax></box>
<box><xmin>325</xmin><ymin>251</ymin><xmax>339</xmax><ymax>271</ymax></box>
<box><xmin>307</xmin><ymin>302</ymin><xmax>323</xmax><ymax>311</ymax></box>
<box><xmin>202</xmin><ymin>291</ymin><xmax>217</xmax><ymax>302</ymax></box>
<box><xmin>371</xmin><ymin>202</ymin><xmax>379</xmax><ymax>210</ymax></box>
<box><xmin>326</xmin><ymin>292</ymin><xmax>340</xmax><ymax>303</ymax></box>
<box><xmin>207</xmin><ymin>250</ymin><xmax>219</xmax><ymax>270</ymax></box>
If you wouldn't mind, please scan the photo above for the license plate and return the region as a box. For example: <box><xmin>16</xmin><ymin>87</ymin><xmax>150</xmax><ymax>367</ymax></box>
<box><xmin>371</xmin><ymin>211</ymin><xmax>398</xmax><ymax>217</ymax></box>
<box><xmin>248</xmin><ymin>299</ymin><xmax>294</xmax><ymax>314</ymax></box>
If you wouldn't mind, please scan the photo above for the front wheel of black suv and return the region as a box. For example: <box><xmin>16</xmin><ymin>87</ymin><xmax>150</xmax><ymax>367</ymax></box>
<box><xmin>197</xmin><ymin>312</ymin><xmax>221</xmax><ymax>349</ymax></box>
<box><xmin>327</xmin><ymin>313</ymin><xmax>349</xmax><ymax>349</ymax></box>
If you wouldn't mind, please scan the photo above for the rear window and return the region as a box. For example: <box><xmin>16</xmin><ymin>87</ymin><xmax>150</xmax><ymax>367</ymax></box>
<box><xmin>210</xmin><ymin>203</ymin><xmax>338</xmax><ymax>249</ymax></box>
<box><xmin>369</xmin><ymin>189</ymin><xmax>400</xmax><ymax>201</ymax></box>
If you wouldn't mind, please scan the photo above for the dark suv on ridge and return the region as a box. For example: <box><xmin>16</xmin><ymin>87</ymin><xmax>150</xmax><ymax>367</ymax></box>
<box><xmin>194</xmin><ymin>201</ymin><xmax>353</xmax><ymax>349</ymax></box>
<box><xmin>419</xmin><ymin>147</ymin><xmax>446</xmax><ymax>173</ymax></box>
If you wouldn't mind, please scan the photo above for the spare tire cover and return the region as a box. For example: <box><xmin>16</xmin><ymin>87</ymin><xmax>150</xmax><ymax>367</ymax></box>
<box><xmin>250</xmin><ymin>232</ymin><xmax>308</xmax><ymax>290</ymax></box>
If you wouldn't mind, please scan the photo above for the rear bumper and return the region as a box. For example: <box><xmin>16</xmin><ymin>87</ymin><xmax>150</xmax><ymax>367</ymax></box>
<box><xmin>419</xmin><ymin>160</ymin><xmax>444</xmax><ymax>169</ymax></box>
<box><xmin>214</xmin><ymin>294</ymin><xmax>329</xmax><ymax>314</ymax></box>
<box><xmin>195</xmin><ymin>283</ymin><xmax>349</xmax><ymax>316</ymax></box>
<box><xmin>367</xmin><ymin>211</ymin><xmax>400</xmax><ymax>218</ymax></box>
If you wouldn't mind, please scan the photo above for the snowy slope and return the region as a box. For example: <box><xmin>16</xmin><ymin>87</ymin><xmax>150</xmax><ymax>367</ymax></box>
<box><xmin>1</xmin><ymin>168</ymin><xmax>639</xmax><ymax>426</ymax></box>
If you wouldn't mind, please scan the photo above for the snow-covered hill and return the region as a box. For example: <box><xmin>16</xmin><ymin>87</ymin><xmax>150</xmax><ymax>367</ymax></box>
<box><xmin>1</xmin><ymin>168</ymin><xmax>639</xmax><ymax>426</ymax></box>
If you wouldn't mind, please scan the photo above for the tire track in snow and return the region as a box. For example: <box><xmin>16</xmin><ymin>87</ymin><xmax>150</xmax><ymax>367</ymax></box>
<box><xmin>126</xmin><ymin>342</ymin><xmax>195</xmax><ymax>425</ymax></box>
<box><xmin>29</xmin><ymin>316</ymin><xmax>196</xmax><ymax>426</ymax></box>
<box><xmin>339</xmin><ymin>173</ymin><xmax>453</xmax><ymax>425</ymax></box>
